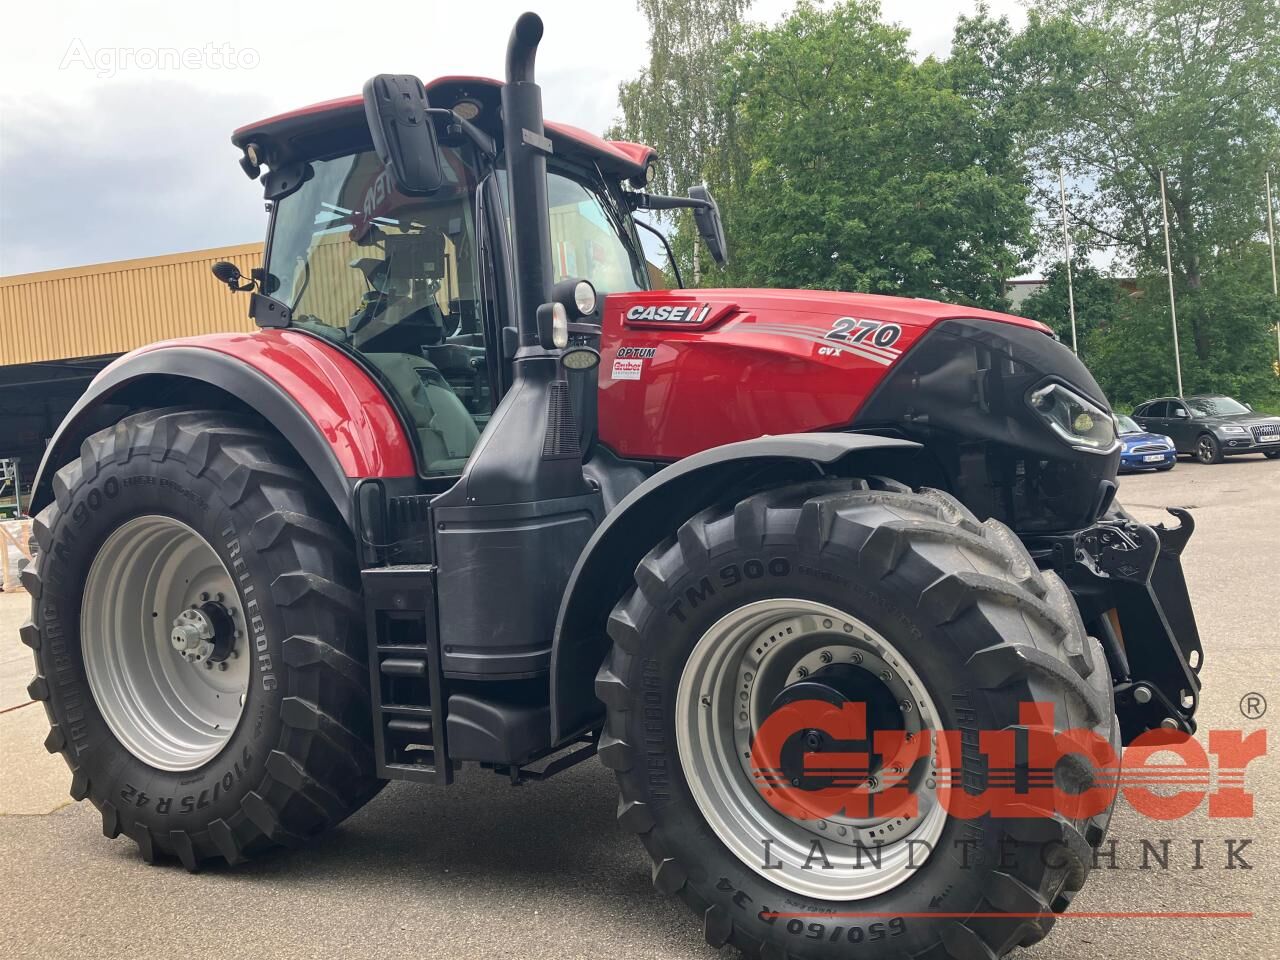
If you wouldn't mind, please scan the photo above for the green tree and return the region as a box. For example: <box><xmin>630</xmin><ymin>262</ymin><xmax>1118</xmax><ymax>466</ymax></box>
<box><xmin>610</xmin><ymin>0</ymin><xmax>753</xmax><ymax>283</ymax></box>
<box><xmin>712</xmin><ymin>1</ymin><xmax>1033</xmax><ymax>307</ymax></box>
<box><xmin>1011</xmin><ymin>0</ymin><xmax>1280</xmax><ymax>380</ymax></box>
<box><xmin>1019</xmin><ymin>260</ymin><xmax>1124</xmax><ymax>348</ymax></box>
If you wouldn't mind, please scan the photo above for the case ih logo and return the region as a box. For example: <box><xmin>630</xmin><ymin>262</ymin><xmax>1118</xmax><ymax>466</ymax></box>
<box><xmin>625</xmin><ymin>304</ymin><xmax>712</xmax><ymax>324</ymax></box>
<box><xmin>752</xmin><ymin>700</ymin><xmax>1265</xmax><ymax>822</ymax></box>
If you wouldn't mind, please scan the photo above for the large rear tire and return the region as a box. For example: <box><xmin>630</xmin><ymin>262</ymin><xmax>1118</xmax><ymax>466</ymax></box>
<box><xmin>22</xmin><ymin>408</ymin><xmax>381</xmax><ymax>869</ymax></box>
<box><xmin>596</xmin><ymin>478</ymin><xmax>1118</xmax><ymax>959</ymax></box>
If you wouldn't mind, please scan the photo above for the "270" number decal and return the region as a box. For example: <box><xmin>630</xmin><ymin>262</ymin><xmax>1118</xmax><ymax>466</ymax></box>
<box><xmin>825</xmin><ymin>317</ymin><xmax>902</xmax><ymax>349</ymax></box>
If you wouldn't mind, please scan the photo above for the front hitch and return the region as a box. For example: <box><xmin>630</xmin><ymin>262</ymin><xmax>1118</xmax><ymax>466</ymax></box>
<box><xmin>1035</xmin><ymin>508</ymin><xmax>1203</xmax><ymax>743</ymax></box>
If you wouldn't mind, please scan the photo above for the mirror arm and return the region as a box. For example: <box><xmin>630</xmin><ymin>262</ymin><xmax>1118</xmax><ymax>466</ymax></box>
<box><xmin>425</xmin><ymin>107</ymin><xmax>497</xmax><ymax>159</ymax></box>
<box><xmin>633</xmin><ymin>218</ymin><xmax>684</xmax><ymax>288</ymax></box>
<box><xmin>626</xmin><ymin>192</ymin><xmax>712</xmax><ymax>212</ymax></box>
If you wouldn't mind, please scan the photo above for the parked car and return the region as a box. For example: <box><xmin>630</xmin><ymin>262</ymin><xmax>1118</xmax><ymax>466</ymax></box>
<box><xmin>1133</xmin><ymin>394</ymin><xmax>1280</xmax><ymax>464</ymax></box>
<box><xmin>1116</xmin><ymin>414</ymin><xmax>1177</xmax><ymax>472</ymax></box>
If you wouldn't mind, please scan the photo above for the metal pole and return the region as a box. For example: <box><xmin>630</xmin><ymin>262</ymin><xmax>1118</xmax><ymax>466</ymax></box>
<box><xmin>1059</xmin><ymin>169</ymin><xmax>1078</xmax><ymax>355</ymax></box>
<box><xmin>1160</xmin><ymin>170</ymin><xmax>1185</xmax><ymax>397</ymax></box>
<box><xmin>1266</xmin><ymin>171</ymin><xmax>1278</xmax><ymax>368</ymax></box>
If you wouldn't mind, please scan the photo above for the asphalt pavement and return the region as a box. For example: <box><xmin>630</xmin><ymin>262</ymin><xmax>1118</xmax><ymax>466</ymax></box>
<box><xmin>1</xmin><ymin>456</ymin><xmax>1276</xmax><ymax>959</ymax></box>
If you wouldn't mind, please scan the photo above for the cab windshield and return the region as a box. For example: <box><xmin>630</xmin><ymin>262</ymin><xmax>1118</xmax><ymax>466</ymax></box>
<box><xmin>266</xmin><ymin>147</ymin><xmax>647</xmax><ymax>476</ymax></box>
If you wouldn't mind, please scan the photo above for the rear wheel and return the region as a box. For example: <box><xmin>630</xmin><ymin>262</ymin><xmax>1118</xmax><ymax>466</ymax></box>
<box><xmin>597</xmin><ymin>478</ymin><xmax>1118</xmax><ymax>959</ymax></box>
<box><xmin>1195</xmin><ymin>433</ymin><xmax>1223</xmax><ymax>464</ymax></box>
<box><xmin>22</xmin><ymin>408</ymin><xmax>381</xmax><ymax>869</ymax></box>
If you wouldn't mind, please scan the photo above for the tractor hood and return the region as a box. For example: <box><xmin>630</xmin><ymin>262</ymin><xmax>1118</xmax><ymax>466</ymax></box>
<box><xmin>597</xmin><ymin>287</ymin><xmax>1055</xmax><ymax>461</ymax></box>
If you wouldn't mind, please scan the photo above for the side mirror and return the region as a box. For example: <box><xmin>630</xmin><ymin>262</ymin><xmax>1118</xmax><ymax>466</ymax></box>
<box><xmin>1245</xmin><ymin>402</ymin><xmax>1254</xmax><ymax>412</ymax></box>
<box><xmin>362</xmin><ymin>74</ymin><xmax>444</xmax><ymax>197</ymax></box>
<box><xmin>689</xmin><ymin>184</ymin><xmax>728</xmax><ymax>266</ymax></box>
<box><xmin>1172</xmin><ymin>409</ymin><xmax>1189</xmax><ymax>419</ymax></box>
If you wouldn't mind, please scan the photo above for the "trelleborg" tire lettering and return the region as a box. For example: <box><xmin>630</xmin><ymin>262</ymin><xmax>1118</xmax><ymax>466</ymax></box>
<box><xmin>665</xmin><ymin>557</ymin><xmax>791</xmax><ymax>622</ymax></box>
<box><xmin>222</xmin><ymin>522</ymin><xmax>276</xmax><ymax>692</ymax></box>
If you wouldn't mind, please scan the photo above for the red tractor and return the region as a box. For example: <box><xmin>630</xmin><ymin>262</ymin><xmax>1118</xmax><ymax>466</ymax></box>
<box><xmin>23</xmin><ymin>13</ymin><xmax>1202</xmax><ymax>959</ymax></box>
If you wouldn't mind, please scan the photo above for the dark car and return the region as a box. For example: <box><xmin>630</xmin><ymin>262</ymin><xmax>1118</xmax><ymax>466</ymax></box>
<box><xmin>1116</xmin><ymin>414</ymin><xmax>1177</xmax><ymax>472</ymax></box>
<box><xmin>1133</xmin><ymin>394</ymin><xmax>1280</xmax><ymax>464</ymax></box>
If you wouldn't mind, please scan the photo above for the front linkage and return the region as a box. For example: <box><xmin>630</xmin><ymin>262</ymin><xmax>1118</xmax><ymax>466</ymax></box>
<box><xmin>1028</xmin><ymin>508</ymin><xmax>1202</xmax><ymax>743</ymax></box>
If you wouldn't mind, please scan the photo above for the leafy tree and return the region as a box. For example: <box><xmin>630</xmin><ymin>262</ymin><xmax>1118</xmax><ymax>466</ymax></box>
<box><xmin>1011</xmin><ymin>0</ymin><xmax>1280</xmax><ymax>369</ymax></box>
<box><xmin>711</xmin><ymin>1</ymin><xmax>1033</xmax><ymax>307</ymax></box>
<box><xmin>610</xmin><ymin>0</ymin><xmax>753</xmax><ymax>283</ymax></box>
<box><xmin>1019</xmin><ymin>260</ymin><xmax>1124</xmax><ymax>348</ymax></box>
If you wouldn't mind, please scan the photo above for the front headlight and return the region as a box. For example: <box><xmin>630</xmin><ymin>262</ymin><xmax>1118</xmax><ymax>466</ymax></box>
<box><xmin>1028</xmin><ymin>383</ymin><xmax>1118</xmax><ymax>454</ymax></box>
<box><xmin>1221</xmin><ymin>425</ymin><xmax>1248</xmax><ymax>435</ymax></box>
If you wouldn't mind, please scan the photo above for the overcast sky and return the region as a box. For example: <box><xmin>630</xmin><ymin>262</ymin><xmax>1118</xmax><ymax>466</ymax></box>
<box><xmin>0</xmin><ymin>0</ymin><xmax>1027</xmax><ymax>277</ymax></box>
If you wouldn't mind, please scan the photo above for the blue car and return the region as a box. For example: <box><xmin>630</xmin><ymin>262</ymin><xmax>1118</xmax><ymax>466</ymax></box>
<box><xmin>1116</xmin><ymin>414</ymin><xmax>1177</xmax><ymax>472</ymax></box>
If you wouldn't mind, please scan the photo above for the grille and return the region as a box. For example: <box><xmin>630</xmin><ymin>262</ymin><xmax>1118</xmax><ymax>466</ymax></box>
<box><xmin>1251</xmin><ymin>423</ymin><xmax>1279</xmax><ymax>441</ymax></box>
<box><xmin>1132</xmin><ymin>443</ymin><xmax>1169</xmax><ymax>454</ymax></box>
<box><xmin>542</xmin><ymin>380</ymin><xmax>581</xmax><ymax>459</ymax></box>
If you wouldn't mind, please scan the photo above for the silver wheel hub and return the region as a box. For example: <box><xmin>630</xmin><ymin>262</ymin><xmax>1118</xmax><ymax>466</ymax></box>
<box><xmin>82</xmin><ymin>515</ymin><xmax>250</xmax><ymax>772</ymax></box>
<box><xmin>676</xmin><ymin>598</ymin><xmax>946</xmax><ymax>901</ymax></box>
<box><xmin>171</xmin><ymin>607</ymin><xmax>217</xmax><ymax>663</ymax></box>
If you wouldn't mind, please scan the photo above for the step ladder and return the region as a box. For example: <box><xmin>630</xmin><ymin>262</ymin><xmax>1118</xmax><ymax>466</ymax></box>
<box><xmin>362</xmin><ymin>565</ymin><xmax>452</xmax><ymax>784</ymax></box>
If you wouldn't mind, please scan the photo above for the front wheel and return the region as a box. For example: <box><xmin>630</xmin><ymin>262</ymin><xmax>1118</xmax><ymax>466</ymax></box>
<box><xmin>1265</xmin><ymin>450</ymin><xmax>1280</xmax><ymax>460</ymax></box>
<box><xmin>1195</xmin><ymin>433</ymin><xmax>1224</xmax><ymax>464</ymax></box>
<box><xmin>23</xmin><ymin>408</ymin><xmax>381</xmax><ymax>869</ymax></box>
<box><xmin>596</xmin><ymin>479</ymin><xmax>1118</xmax><ymax>959</ymax></box>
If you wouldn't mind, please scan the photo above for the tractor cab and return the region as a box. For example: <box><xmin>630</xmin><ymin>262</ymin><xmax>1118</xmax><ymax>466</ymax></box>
<box><xmin>232</xmin><ymin>78</ymin><xmax>660</xmax><ymax>477</ymax></box>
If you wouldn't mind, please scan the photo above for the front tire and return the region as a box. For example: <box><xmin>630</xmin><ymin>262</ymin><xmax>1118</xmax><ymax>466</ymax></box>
<box><xmin>1195</xmin><ymin>433</ymin><xmax>1223</xmax><ymax>464</ymax></box>
<box><xmin>596</xmin><ymin>478</ymin><xmax>1117</xmax><ymax>959</ymax></box>
<box><xmin>22</xmin><ymin>408</ymin><xmax>381</xmax><ymax>869</ymax></box>
<box><xmin>1265</xmin><ymin>450</ymin><xmax>1280</xmax><ymax>460</ymax></box>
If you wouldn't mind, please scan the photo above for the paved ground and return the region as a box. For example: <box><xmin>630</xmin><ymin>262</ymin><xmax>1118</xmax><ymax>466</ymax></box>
<box><xmin>1</xmin><ymin>455</ymin><xmax>1276</xmax><ymax>959</ymax></box>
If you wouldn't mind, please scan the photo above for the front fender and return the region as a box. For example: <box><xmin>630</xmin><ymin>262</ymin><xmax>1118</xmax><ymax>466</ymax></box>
<box><xmin>548</xmin><ymin>432</ymin><xmax>920</xmax><ymax>742</ymax></box>
<box><xmin>30</xmin><ymin>330</ymin><xmax>415</xmax><ymax>528</ymax></box>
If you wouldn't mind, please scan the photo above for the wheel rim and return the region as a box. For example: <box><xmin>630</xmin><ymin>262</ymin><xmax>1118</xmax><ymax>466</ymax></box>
<box><xmin>81</xmin><ymin>515</ymin><xmax>250</xmax><ymax>772</ymax></box>
<box><xmin>676</xmin><ymin>598</ymin><xmax>946</xmax><ymax>901</ymax></box>
<box><xmin>1197</xmin><ymin>437</ymin><xmax>1215</xmax><ymax>462</ymax></box>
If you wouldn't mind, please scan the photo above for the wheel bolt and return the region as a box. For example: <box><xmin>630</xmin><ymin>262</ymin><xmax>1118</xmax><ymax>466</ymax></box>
<box><xmin>900</xmin><ymin>699</ymin><xmax>913</xmax><ymax>712</ymax></box>
<box><xmin>880</xmin><ymin>670</ymin><xmax>892</xmax><ymax>682</ymax></box>
<box><xmin>200</xmin><ymin>592</ymin><xmax>210</xmax><ymax>602</ymax></box>
<box><xmin>217</xmin><ymin>662</ymin><xmax>228</xmax><ymax>672</ymax></box>
<box><xmin>851</xmin><ymin>653</ymin><xmax>863</xmax><ymax>664</ymax></box>
<box><xmin>820</xmin><ymin>651</ymin><xmax>833</xmax><ymax>664</ymax></box>
<box><xmin>796</xmin><ymin>667</ymin><xmax>809</xmax><ymax>678</ymax></box>
<box><xmin>700</xmin><ymin>695</ymin><xmax>711</xmax><ymax>707</ymax></box>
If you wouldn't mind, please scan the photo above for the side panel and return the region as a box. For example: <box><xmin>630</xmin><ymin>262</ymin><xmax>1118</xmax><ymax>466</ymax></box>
<box><xmin>596</xmin><ymin>289</ymin><xmax>1050</xmax><ymax>461</ymax></box>
<box><xmin>30</xmin><ymin>330</ymin><xmax>414</xmax><ymax>527</ymax></box>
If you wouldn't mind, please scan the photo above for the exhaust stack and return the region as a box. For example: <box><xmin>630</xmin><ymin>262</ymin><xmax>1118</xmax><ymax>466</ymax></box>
<box><xmin>502</xmin><ymin>12</ymin><xmax>555</xmax><ymax>350</ymax></box>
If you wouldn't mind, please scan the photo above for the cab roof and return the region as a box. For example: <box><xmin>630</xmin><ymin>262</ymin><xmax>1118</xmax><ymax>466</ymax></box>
<box><xmin>232</xmin><ymin>75</ymin><xmax>655</xmax><ymax>182</ymax></box>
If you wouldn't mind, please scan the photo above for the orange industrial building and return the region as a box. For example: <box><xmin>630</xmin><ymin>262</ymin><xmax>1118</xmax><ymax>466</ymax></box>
<box><xmin>0</xmin><ymin>244</ymin><xmax>262</xmax><ymax>493</ymax></box>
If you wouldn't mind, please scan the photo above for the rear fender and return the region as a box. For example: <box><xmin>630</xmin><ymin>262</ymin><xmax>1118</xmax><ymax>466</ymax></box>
<box><xmin>30</xmin><ymin>330</ymin><xmax>415</xmax><ymax>529</ymax></box>
<box><xmin>548</xmin><ymin>432</ymin><xmax>921</xmax><ymax>742</ymax></box>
